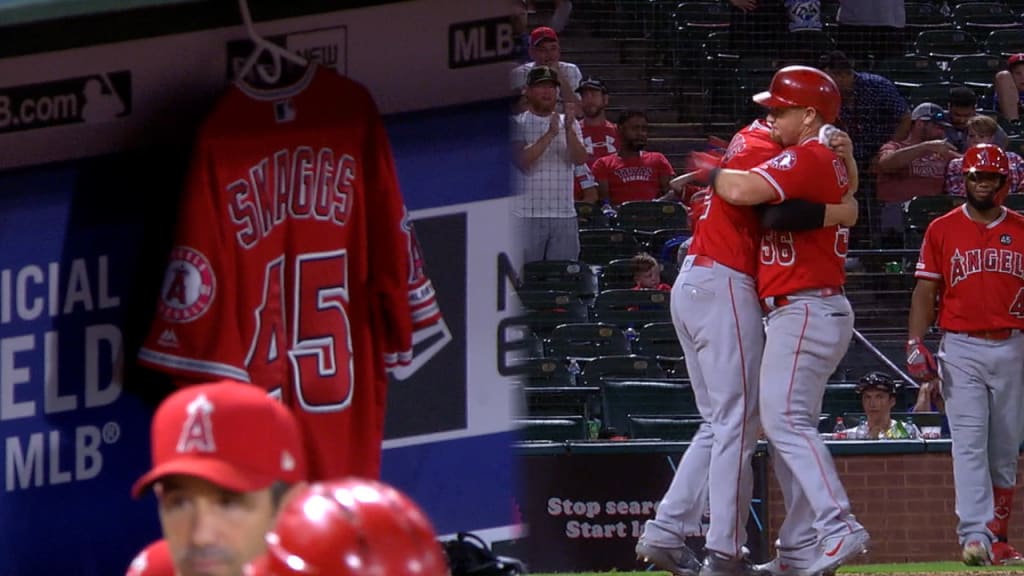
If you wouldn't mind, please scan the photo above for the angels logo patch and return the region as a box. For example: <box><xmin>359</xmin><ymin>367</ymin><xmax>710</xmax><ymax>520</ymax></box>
<box><xmin>157</xmin><ymin>246</ymin><xmax>216</xmax><ymax>323</ymax></box>
<box><xmin>767</xmin><ymin>150</ymin><xmax>797</xmax><ymax>170</ymax></box>
<box><xmin>722</xmin><ymin>134</ymin><xmax>746</xmax><ymax>164</ymax></box>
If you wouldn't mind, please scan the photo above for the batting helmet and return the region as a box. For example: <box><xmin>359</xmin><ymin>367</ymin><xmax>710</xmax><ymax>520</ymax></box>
<box><xmin>963</xmin><ymin>143</ymin><xmax>1011</xmax><ymax>205</ymax></box>
<box><xmin>753</xmin><ymin>65</ymin><xmax>841</xmax><ymax>123</ymax></box>
<box><xmin>855</xmin><ymin>371</ymin><xmax>898</xmax><ymax>396</ymax></box>
<box><xmin>257</xmin><ymin>478</ymin><xmax>449</xmax><ymax>576</ymax></box>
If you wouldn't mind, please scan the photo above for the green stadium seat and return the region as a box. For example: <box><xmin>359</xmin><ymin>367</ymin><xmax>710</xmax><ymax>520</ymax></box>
<box><xmin>908</xmin><ymin>82</ymin><xmax>968</xmax><ymax>108</ymax></box>
<box><xmin>519</xmin><ymin>356</ymin><xmax>577</xmax><ymax>387</ymax></box>
<box><xmin>520</xmin><ymin>260</ymin><xmax>599</xmax><ymax>303</ymax></box>
<box><xmin>984</xmin><ymin>28</ymin><xmax>1024</xmax><ymax>56</ymax></box>
<box><xmin>546</xmin><ymin>322</ymin><xmax>631</xmax><ymax>359</ymax></box>
<box><xmin>904</xmin><ymin>195</ymin><xmax>966</xmax><ymax>234</ymax></box>
<box><xmin>516</xmin><ymin>417</ymin><xmax>589</xmax><ymax>442</ymax></box>
<box><xmin>600</xmin><ymin>379</ymin><xmax>697</xmax><ymax>436</ymax></box>
<box><xmin>905</xmin><ymin>2</ymin><xmax>957</xmax><ymax>34</ymax></box>
<box><xmin>628</xmin><ymin>416</ymin><xmax>704</xmax><ymax>441</ymax></box>
<box><xmin>576</xmin><ymin>201</ymin><xmax>611</xmax><ymax>229</ymax></box>
<box><xmin>592</xmin><ymin>288</ymin><xmax>672</xmax><ymax>328</ymax></box>
<box><xmin>822</xmin><ymin>384</ymin><xmax>863</xmax><ymax>421</ymax></box>
<box><xmin>599</xmin><ymin>258</ymin><xmax>639</xmax><ymax>291</ymax></box>
<box><xmin>581</xmin><ymin>354</ymin><xmax>666</xmax><ymax>387</ymax></box>
<box><xmin>953</xmin><ymin>2</ymin><xmax>1021</xmax><ymax>36</ymax></box>
<box><xmin>616</xmin><ymin>200</ymin><xmax>690</xmax><ymax>233</ymax></box>
<box><xmin>636</xmin><ymin>322</ymin><xmax>684</xmax><ymax>360</ymax></box>
<box><xmin>579</xmin><ymin>228</ymin><xmax>640</xmax><ymax>266</ymax></box>
<box><xmin>915</xmin><ymin>29</ymin><xmax>982</xmax><ymax>63</ymax></box>
<box><xmin>948</xmin><ymin>54</ymin><xmax>1003</xmax><ymax>91</ymax></box>
<box><xmin>523</xmin><ymin>385</ymin><xmax>600</xmax><ymax>419</ymax></box>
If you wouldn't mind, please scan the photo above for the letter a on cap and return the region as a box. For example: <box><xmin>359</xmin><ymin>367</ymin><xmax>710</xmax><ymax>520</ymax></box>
<box><xmin>177</xmin><ymin>393</ymin><xmax>217</xmax><ymax>453</ymax></box>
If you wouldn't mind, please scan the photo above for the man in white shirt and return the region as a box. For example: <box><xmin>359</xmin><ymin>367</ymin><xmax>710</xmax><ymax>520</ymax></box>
<box><xmin>510</xmin><ymin>26</ymin><xmax>583</xmax><ymax>113</ymax></box>
<box><xmin>511</xmin><ymin>65</ymin><xmax>587</xmax><ymax>263</ymax></box>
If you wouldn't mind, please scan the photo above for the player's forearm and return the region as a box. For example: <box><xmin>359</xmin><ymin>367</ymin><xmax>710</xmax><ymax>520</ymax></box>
<box><xmin>515</xmin><ymin>134</ymin><xmax>555</xmax><ymax>170</ymax></box>
<box><xmin>842</xmin><ymin>151</ymin><xmax>859</xmax><ymax>195</ymax></box>
<box><xmin>908</xmin><ymin>281</ymin><xmax>939</xmax><ymax>340</ymax></box>
<box><xmin>824</xmin><ymin>197</ymin><xmax>858</xmax><ymax>227</ymax></box>
<box><xmin>714</xmin><ymin>170</ymin><xmax>774</xmax><ymax>206</ymax></box>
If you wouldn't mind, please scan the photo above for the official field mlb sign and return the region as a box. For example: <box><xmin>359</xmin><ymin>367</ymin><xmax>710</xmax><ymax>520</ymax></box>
<box><xmin>0</xmin><ymin>71</ymin><xmax>132</xmax><ymax>134</ymax></box>
<box><xmin>448</xmin><ymin>16</ymin><xmax>518</xmax><ymax>69</ymax></box>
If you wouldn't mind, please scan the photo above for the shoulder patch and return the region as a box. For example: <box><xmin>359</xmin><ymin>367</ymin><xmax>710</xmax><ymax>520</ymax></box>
<box><xmin>157</xmin><ymin>246</ymin><xmax>216</xmax><ymax>323</ymax></box>
<box><xmin>767</xmin><ymin>150</ymin><xmax>797</xmax><ymax>171</ymax></box>
<box><xmin>723</xmin><ymin>134</ymin><xmax>746</xmax><ymax>164</ymax></box>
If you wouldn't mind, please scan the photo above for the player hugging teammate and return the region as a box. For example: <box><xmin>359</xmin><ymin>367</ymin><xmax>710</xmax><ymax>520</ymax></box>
<box><xmin>638</xmin><ymin>66</ymin><xmax>867</xmax><ymax>576</ymax></box>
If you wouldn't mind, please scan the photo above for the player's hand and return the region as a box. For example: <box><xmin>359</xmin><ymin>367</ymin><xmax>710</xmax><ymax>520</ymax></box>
<box><xmin>906</xmin><ymin>338</ymin><xmax>939</xmax><ymax>383</ymax></box>
<box><xmin>685</xmin><ymin>150</ymin><xmax>724</xmax><ymax>185</ymax></box>
<box><xmin>728</xmin><ymin>0</ymin><xmax>757</xmax><ymax>11</ymax></box>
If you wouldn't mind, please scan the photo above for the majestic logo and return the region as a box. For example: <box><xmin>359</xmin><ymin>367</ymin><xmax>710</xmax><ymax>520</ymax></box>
<box><xmin>0</xmin><ymin>71</ymin><xmax>132</xmax><ymax>134</ymax></box>
<box><xmin>176</xmin><ymin>394</ymin><xmax>217</xmax><ymax>454</ymax></box>
<box><xmin>157</xmin><ymin>246</ymin><xmax>216</xmax><ymax>323</ymax></box>
<box><xmin>767</xmin><ymin>150</ymin><xmax>797</xmax><ymax>171</ymax></box>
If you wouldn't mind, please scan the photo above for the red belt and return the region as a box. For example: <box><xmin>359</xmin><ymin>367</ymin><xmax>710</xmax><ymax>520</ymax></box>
<box><xmin>949</xmin><ymin>329</ymin><xmax>1018</xmax><ymax>341</ymax></box>
<box><xmin>691</xmin><ymin>255</ymin><xmax>715</xmax><ymax>268</ymax></box>
<box><xmin>761</xmin><ymin>286</ymin><xmax>844</xmax><ymax>313</ymax></box>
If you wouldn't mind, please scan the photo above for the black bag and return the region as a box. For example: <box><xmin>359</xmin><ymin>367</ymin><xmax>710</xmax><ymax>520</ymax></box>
<box><xmin>440</xmin><ymin>532</ymin><xmax>527</xmax><ymax>576</ymax></box>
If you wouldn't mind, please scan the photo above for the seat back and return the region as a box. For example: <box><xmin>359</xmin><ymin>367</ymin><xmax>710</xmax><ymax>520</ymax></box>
<box><xmin>908</xmin><ymin>81</ymin><xmax>968</xmax><ymax>107</ymax></box>
<box><xmin>616</xmin><ymin>201</ymin><xmax>690</xmax><ymax>233</ymax></box>
<box><xmin>592</xmin><ymin>288</ymin><xmax>672</xmax><ymax>328</ymax></box>
<box><xmin>948</xmin><ymin>53</ymin><xmax>1003</xmax><ymax>88</ymax></box>
<box><xmin>904</xmin><ymin>195</ymin><xmax>966</xmax><ymax>232</ymax></box>
<box><xmin>600</xmin><ymin>380</ymin><xmax>696</xmax><ymax>436</ymax></box>
<box><xmin>628</xmin><ymin>416</ymin><xmax>704</xmax><ymax>441</ymax></box>
<box><xmin>599</xmin><ymin>258</ymin><xmax>639</xmax><ymax>291</ymax></box>
<box><xmin>576</xmin><ymin>201</ymin><xmax>611</xmax><ymax>229</ymax></box>
<box><xmin>915</xmin><ymin>29</ymin><xmax>981</xmax><ymax>62</ymax></box>
<box><xmin>520</xmin><ymin>356</ymin><xmax>576</xmax><ymax>387</ymax></box>
<box><xmin>520</xmin><ymin>260</ymin><xmax>599</xmax><ymax>302</ymax></box>
<box><xmin>581</xmin><ymin>354</ymin><xmax>666</xmax><ymax>387</ymax></box>
<box><xmin>984</xmin><ymin>28</ymin><xmax>1024</xmax><ymax>56</ymax></box>
<box><xmin>579</xmin><ymin>228</ymin><xmax>640</xmax><ymax>266</ymax></box>
<box><xmin>547</xmin><ymin>322</ymin><xmax>631</xmax><ymax>359</ymax></box>
<box><xmin>636</xmin><ymin>322</ymin><xmax>684</xmax><ymax>360</ymax></box>
<box><xmin>516</xmin><ymin>417</ymin><xmax>588</xmax><ymax>442</ymax></box>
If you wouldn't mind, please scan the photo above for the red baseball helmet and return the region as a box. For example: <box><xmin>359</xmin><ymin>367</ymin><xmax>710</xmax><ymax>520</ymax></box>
<box><xmin>258</xmin><ymin>478</ymin><xmax>449</xmax><ymax>576</ymax></box>
<box><xmin>963</xmin><ymin>143</ymin><xmax>1011</xmax><ymax>204</ymax></box>
<box><xmin>753</xmin><ymin>65</ymin><xmax>841</xmax><ymax>123</ymax></box>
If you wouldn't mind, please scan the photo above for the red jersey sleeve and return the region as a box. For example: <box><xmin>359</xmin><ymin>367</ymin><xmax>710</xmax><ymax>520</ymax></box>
<box><xmin>591</xmin><ymin>155</ymin><xmax>612</xmax><ymax>182</ymax></box>
<box><xmin>751</xmin><ymin>144</ymin><xmax>848</xmax><ymax>204</ymax></box>
<box><xmin>914</xmin><ymin>221</ymin><xmax>944</xmax><ymax>282</ymax></box>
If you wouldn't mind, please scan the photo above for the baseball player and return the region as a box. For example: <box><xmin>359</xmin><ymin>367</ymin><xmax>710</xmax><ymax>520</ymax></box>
<box><xmin>132</xmin><ymin>380</ymin><xmax>309</xmax><ymax>576</ymax></box>
<box><xmin>705</xmin><ymin>66</ymin><xmax>870</xmax><ymax>576</ymax></box>
<box><xmin>126</xmin><ymin>540</ymin><xmax>174</xmax><ymax>576</ymax></box>
<box><xmin>247</xmin><ymin>478</ymin><xmax>449</xmax><ymax>576</ymax></box>
<box><xmin>907</xmin><ymin>143</ymin><xmax>1024</xmax><ymax>567</ymax></box>
<box><xmin>636</xmin><ymin>107</ymin><xmax>860</xmax><ymax>576</ymax></box>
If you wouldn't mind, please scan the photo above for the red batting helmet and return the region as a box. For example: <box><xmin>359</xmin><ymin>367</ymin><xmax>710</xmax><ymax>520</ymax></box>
<box><xmin>257</xmin><ymin>478</ymin><xmax>449</xmax><ymax>576</ymax></box>
<box><xmin>753</xmin><ymin>65</ymin><xmax>841</xmax><ymax>123</ymax></box>
<box><xmin>963</xmin><ymin>143</ymin><xmax>1011</xmax><ymax>205</ymax></box>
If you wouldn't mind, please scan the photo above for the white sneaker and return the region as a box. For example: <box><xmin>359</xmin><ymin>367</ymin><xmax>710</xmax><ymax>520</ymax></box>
<box><xmin>802</xmin><ymin>529</ymin><xmax>869</xmax><ymax>576</ymax></box>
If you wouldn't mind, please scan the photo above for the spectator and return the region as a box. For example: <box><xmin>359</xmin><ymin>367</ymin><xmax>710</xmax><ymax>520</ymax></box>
<box><xmin>875</xmin><ymin>102</ymin><xmax>960</xmax><ymax>238</ymax></box>
<box><xmin>849</xmin><ymin>372</ymin><xmax>921</xmax><ymax>440</ymax></box>
<box><xmin>947</xmin><ymin>86</ymin><xmax>1009</xmax><ymax>153</ymax></box>
<box><xmin>631</xmin><ymin>252</ymin><xmax>671</xmax><ymax>291</ymax></box>
<box><xmin>510</xmin><ymin>26</ymin><xmax>582</xmax><ymax>113</ymax></box>
<box><xmin>821</xmin><ymin>50</ymin><xmax>911</xmax><ymax>169</ymax></box>
<box><xmin>835</xmin><ymin>0</ymin><xmax>906</xmax><ymax>63</ymax></box>
<box><xmin>945</xmin><ymin>115</ymin><xmax>1024</xmax><ymax>197</ymax></box>
<box><xmin>592</xmin><ymin>109</ymin><xmax>675</xmax><ymax>206</ymax></box>
<box><xmin>994</xmin><ymin>53</ymin><xmax>1024</xmax><ymax>125</ymax></box>
<box><xmin>574</xmin><ymin>76</ymin><xmax>617</xmax><ymax>203</ymax></box>
<box><xmin>511</xmin><ymin>66</ymin><xmax>587</xmax><ymax>263</ymax></box>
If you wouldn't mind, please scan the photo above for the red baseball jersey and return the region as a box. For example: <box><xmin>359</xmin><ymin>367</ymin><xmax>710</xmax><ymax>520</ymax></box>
<box><xmin>137</xmin><ymin>66</ymin><xmax>442</xmax><ymax>481</ymax></box>
<box><xmin>574</xmin><ymin>120</ymin><xmax>618</xmax><ymax>200</ymax></box>
<box><xmin>751</xmin><ymin>138</ymin><xmax>850</xmax><ymax>299</ymax></box>
<box><xmin>592</xmin><ymin>151</ymin><xmax>675</xmax><ymax>204</ymax></box>
<box><xmin>689</xmin><ymin>119</ymin><xmax>781</xmax><ymax>277</ymax></box>
<box><xmin>915</xmin><ymin>205</ymin><xmax>1024</xmax><ymax>331</ymax></box>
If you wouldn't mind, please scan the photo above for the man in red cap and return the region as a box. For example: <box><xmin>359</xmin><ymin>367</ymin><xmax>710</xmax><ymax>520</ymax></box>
<box><xmin>132</xmin><ymin>380</ymin><xmax>308</xmax><ymax>576</ymax></box>
<box><xmin>510</xmin><ymin>25</ymin><xmax>582</xmax><ymax>114</ymax></box>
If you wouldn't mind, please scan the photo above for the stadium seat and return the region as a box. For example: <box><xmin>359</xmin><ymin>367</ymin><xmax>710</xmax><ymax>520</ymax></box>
<box><xmin>517</xmin><ymin>289</ymin><xmax>581</xmax><ymax>312</ymax></box>
<box><xmin>905</xmin><ymin>2</ymin><xmax>957</xmax><ymax>34</ymax></box>
<box><xmin>669</xmin><ymin>357</ymin><xmax>689</xmax><ymax>379</ymax></box>
<box><xmin>822</xmin><ymin>384</ymin><xmax>864</xmax><ymax>421</ymax></box>
<box><xmin>984</xmin><ymin>28</ymin><xmax>1024</xmax><ymax>56</ymax></box>
<box><xmin>841</xmin><ymin>411</ymin><xmax>945</xmax><ymax>432</ymax></box>
<box><xmin>904</xmin><ymin>195</ymin><xmax>966</xmax><ymax>234</ymax></box>
<box><xmin>524</xmin><ymin>385</ymin><xmax>600</xmax><ymax>419</ymax></box>
<box><xmin>671</xmin><ymin>1</ymin><xmax>731</xmax><ymax>65</ymax></box>
<box><xmin>908</xmin><ymin>82</ymin><xmax>968</xmax><ymax>108</ymax></box>
<box><xmin>914</xmin><ymin>29</ymin><xmax>982</xmax><ymax>63</ymax></box>
<box><xmin>873</xmin><ymin>56</ymin><xmax>947</xmax><ymax>94</ymax></box>
<box><xmin>576</xmin><ymin>201</ymin><xmax>611</xmax><ymax>229</ymax></box>
<box><xmin>628</xmin><ymin>416</ymin><xmax>704</xmax><ymax>441</ymax></box>
<box><xmin>546</xmin><ymin>322</ymin><xmax>631</xmax><ymax>359</ymax></box>
<box><xmin>496</xmin><ymin>320</ymin><xmax>546</xmax><ymax>374</ymax></box>
<box><xmin>599</xmin><ymin>258</ymin><xmax>639</xmax><ymax>291</ymax></box>
<box><xmin>948</xmin><ymin>54</ymin><xmax>1003</xmax><ymax>91</ymax></box>
<box><xmin>636</xmin><ymin>322</ymin><xmax>684</xmax><ymax>360</ymax></box>
<box><xmin>616</xmin><ymin>200</ymin><xmax>690</xmax><ymax>233</ymax></box>
<box><xmin>580</xmin><ymin>354</ymin><xmax>666</xmax><ymax>387</ymax></box>
<box><xmin>516</xmin><ymin>417</ymin><xmax>589</xmax><ymax>442</ymax></box>
<box><xmin>592</xmin><ymin>288</ymin><xmax>672</xmax><ymax>328</ymax></box>
<box><xmin>646</xmin><ymin>227</ymin><xmax>691</xmax><ymax>261</ymax></box>
<box><xmin>519</xmin><ymin>356</ymin><xmax>577</xmax><ymax>387</ymax></box>
<box><xmin>520</xmin><ymin>260</ymin><xmax>599</xmax><ymax>303</ymax></box>
<box><xmin>953</xmin><ymin>2</ymin><xmax>1021</xmax><ymax>36</ymax></box>
<box><xmin>601</xmin><ymin>380</ymin><xmax>696</xmax><ymax>436</ymax></box>
<box><xmin>579</xmin><ymin>228</ymin><xmax>641</xmax><ymax>266</ymax></box>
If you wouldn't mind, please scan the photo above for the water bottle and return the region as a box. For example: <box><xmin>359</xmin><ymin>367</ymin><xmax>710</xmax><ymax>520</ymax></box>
<box><xmin>625</xmin><ymin>327</ymin><xmax>639</xmax><ymax>349</ymax></box>
<box><xmin>893</xmin><ymin>419</ymin><xmax>909</xmax><ymax>439</ymax></box>
<box><xmin>832</xmin><ymin>417</ymin><xmax>847</xmax><ymax>440</ymax></box>
<box><xmin>567</xmin><ymin>358</ymin><xmax>581</xmax><ymax>384</ymax></box>
<box><xmin>855</xmin><ymin>417</ymin><xmax>867</xmax><ymax>440</ymax></box>
<box><xmin>904</xmin><ymin>418</ymin><xmax>917</xmax><ymax>439</ymax></box>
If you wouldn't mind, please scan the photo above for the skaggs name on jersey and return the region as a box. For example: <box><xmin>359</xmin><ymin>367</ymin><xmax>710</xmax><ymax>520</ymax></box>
<box><xmin>228</xmin><ymin>147</ymin><xmax>356</xmax><ymax>249</ymax></box>
<box><xmin>950</xmin><ymin>247</ymin><xmax>1024</xmax><ymax>286</ymax></box>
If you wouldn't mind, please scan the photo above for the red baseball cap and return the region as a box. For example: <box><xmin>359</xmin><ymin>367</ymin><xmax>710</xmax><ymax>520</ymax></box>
<box><xmin>1010</xmin><ymin>53</ymin><xmax>1024</xmax><ymax>68</ymax></box>
<box><xmin>530</xmin><ymin>26</ymin><xmax>558</xmax><ymax>46</ymax></box>
<box><xmin>125</xmin><ymin>540</ymin><xmax>174</xmax><ymax>576</ymax></box>
<box><xmin>131</xmin><ymin>380</ymin><xmax>307</xmax><ymax>498</ymax></box>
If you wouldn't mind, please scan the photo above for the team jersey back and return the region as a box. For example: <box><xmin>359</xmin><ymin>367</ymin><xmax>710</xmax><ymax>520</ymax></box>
<box><xmin>688</xmin><ymin>120</ymin><xmax>779</xmax><ymax>277</ymax></box>
<box><xmin>137</xmin><ymin>66</ymin><xmax>441</xmax><ymax>481</ymax></box>
<box><xmin>751</xmin><ymin>138</ymin><xmax>850</xmax><ymax>298</ymax></box>
<box><xmin>915</xmin><ymin>205</ymin><xmax>1024</xmax><ymax>331</ymax></box>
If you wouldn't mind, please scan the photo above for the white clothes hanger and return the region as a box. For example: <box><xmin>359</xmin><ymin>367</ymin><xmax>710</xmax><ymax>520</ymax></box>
<box><xmin>235</xmin><ymin>0</ymin><xmax>308</xmax><ymax>83</ymax></box>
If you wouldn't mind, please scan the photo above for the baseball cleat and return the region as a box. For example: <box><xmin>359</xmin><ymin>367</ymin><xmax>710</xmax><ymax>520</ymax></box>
<box><xmin>635</xmin><ymin>541</ymin><xmax>700</xmax><ymax>576</ymax></box>
<box><xmin>700</xmin><ymin>551</ymin><xmax>768</xmax><ymax>576</ymax></box>
<box><xmin>753</xmin><ymin>556</ymin><xmax>836</xmax><ymax>576</ymax></box>
<box><xmin>803</xmin><ymin>528</ymin><xmax>869</xmax><ymax>576</ymax></box>
<box><xmin>991</xmin><ymin>542</ymin><xmax>1024</xmax><ymax>565</ymax></box>
<box><xmin>962</xmin><ymin>538</ymin><xmax>992</xmax><ymax>566</ymax></box>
